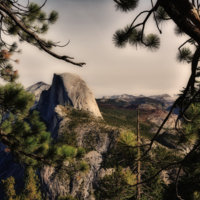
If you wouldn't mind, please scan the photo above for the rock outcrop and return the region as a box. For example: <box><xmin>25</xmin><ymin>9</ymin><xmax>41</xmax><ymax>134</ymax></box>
<box><xmin>26</xmin><ymin>81</ymin><xmax>50</xmax><ymax>103</ymax></box>
<box><xmin>0</xmin><ymin>73</ymin><xmax>184</xmax><ymax>200</ymax></box>
<box><xmin>39</xmin><ymin>105</ymin><xmax>120</xmax><ymax>200</ymax></box>
<box><xmin>36</xmin><ymin>73</ymin><xmax>102</xmax><ymax>123</ymax></box>
<box><xmin>34</xmin><ymin>73</ymin><xmax>102</xmax><ymax>139</ymax></box>
<box><xmin>147</xmin><ymin>110</ymin><xmax>180</xmax><ymax>129</ymax></box>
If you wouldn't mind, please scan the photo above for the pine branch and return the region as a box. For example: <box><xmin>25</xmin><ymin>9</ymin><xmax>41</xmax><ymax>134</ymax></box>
<box><xmin>0</xmin><ymin>2</ymin><xmax>85</xmax><ymax>67</ymax></box>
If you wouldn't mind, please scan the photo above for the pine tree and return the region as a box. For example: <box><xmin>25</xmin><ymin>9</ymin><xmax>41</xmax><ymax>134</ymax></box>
<box><xmin>20</xmin><ymin>167</ymin><xmax>42</xmax><ymax>200</ymax></box>
<box><xmin>2</xmin><ymin>167</ymin><xmax>42</xmax><ymax>200</ymax></box>
<box><xmin>95</xmin><ymin>166</ymin><xmax>136</xmax><ymax>200</ymax></box>
<box><xmin>136</xmin><ymin>99</ymin><xmax>140</xmax><ymax>200</ymax></box>
<box><xmin>113</xmin><ymin>0</ymin><xmax>200</xmax><ymax>198</ymax></box>
<box><xmin>0</xmin><ymin>1</ymin><xmax>88</xmax><ymax>169</ymax></box>
<box><xmin>0</xmin><ymin>1</ymin><xmax>87</xmax><ymax>198</ymax></box>
<box><xmin>2</xmin><ymin>176</ymin><xmax>16</xmax><ymax>200</ymax></box>
<box><xmin>0</xmin><ymin>83</ymin><xmax>87</xmax><ymax>169</ymax></box>
<box><xmin>94</xmin><ymin>130</ymin><xmax>165</xmax><ymax>199</ymax></box>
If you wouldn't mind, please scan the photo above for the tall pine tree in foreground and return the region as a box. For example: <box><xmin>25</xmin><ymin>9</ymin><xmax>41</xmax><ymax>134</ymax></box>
<box><xmin>113</xmin><ymin>0</ymin><xmax>200</xmax><ymax>199</ymax></box>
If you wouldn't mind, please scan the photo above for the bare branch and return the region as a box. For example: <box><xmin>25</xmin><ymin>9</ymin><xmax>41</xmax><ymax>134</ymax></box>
<box><xmin>151</xmin><ymin>0</ymin><xmax>162</xmax><ymax>34</ymax></box>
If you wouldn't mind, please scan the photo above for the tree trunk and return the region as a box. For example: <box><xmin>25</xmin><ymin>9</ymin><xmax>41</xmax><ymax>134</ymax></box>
<box><xmin>137</xmin><ymin>98</ymin><xmax>141</xmax><ymax>200</ymax></box>
<box><xmin>160</xmin><ymin>0</ymin><xmax>200</xmax><ymax>94</ymax></box>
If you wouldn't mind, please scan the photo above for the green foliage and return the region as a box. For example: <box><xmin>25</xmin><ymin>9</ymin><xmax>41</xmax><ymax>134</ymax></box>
<box><xmin>117</xmin><ymin>130</ymin><xmax>137</xmax><ymax>156</ymax></box>
<box><xmin>0</xmin><ymin>84</ymin><xmax>87</xmax><ymax>170</ymax></box>
<box><xmin>2</xmin><ymin>167</ymin><xmax>42</xmax><ymax>200</ymax></box>
<box><xmin>128</xmin><ymin>28</ymin><xmax>144</xmax><ymax>48</ymax></box>
<box><xmin>163</xmin><ymin>148</ymin><xmax>200</xmax><ymax>200</ymax></box>
<box><xmin>49</xmin><ymin>10</ymin><xmax>59</xmax><ymax>24</ymax></box>
<box><xmin>53</xmin><ymin>107</ymin><xmax>91</xmax><ymax>149</ymax></box>
<box><xmin>97</xmin><ymin>105</ymin><xmax>154</xmax><ymax>140</ymax></box>
<box><xmin>141</xmin><ymin>164</ymin><xmax>165</xmax><ymax>200</ymax></box>
<box><xmin>56</xmin><ymin>128</ymin><xmax>78</xmax><ymax>148</ymax></box>
<box><xmin>76</xmin><ymin>161</ymin><xmax>89</xmax><ymax>174</ymax></box>
<box><xmin>70</xmin><ymin>109</ymin><xmax>90</xmax><ymax>118</ymax></box>
<box><xmin>97</xmin><ymin>128</ymin><xmax>168</xmax><ymax>199</ymax></box>
<box><xmin>14</xmin><ymin>2</ymin><xmax>58</xmax><ymax>40</ymax></box>
<box><xmin>0</xmin><ymin>1</ymin><xmax>61</xmax><ymax>82</ymax></box>
<box><xmin>113</xmin><ymin>26</ymin><xmax>160</xmax><ymax>51</ymax></box>
<box><xmin>145</xmin><ymin>34</ymin><xmax>160</xmax><ymax>51</ymax></box>
<box><xmin>112</xmin><ymin>1</ymin><xmax>200</xmax><ymax>199</ymax></box>
<box><xmin>155</xmin><ymin>6</ymin><xmax>170</xmax><ymax>25</ymax></box>
<box><xmin>58</xmin><ymin>195</ymin><xmax>77</xmax><ymax>200</ymax></box>
<box><xmin>174</xmin><ymin>25</ymin><xmax>186</xmax><ymax>37</ymax></box>
<box><xmin>76</xmin><ymin>147</ymin><xmax>86</xmax><ymax>159</ymax></box>
<box><xmin>176</xmin><ymin>47</ymin><xmax>192</xmax><ymax>63</ymax></box>
<box><xmin>0</xmin><ymin>46</ymin><xmax>20</xmax><ymax>82</ymax></box>
<box><xmin>20</xmin><ymin>167</ymin><xmax>42</xmax><ymax>200</ymax></box>
<box><xmin>113</xmin><ymin>28</ymin><xmax>128</xmax><ymax>48</ymax></box>
<box><xmin>178</xmin><ymin>103</ymin><xmax>200</xmax><ymax>145</ymax></box>
<box><xmin>94</xmin><ymin>166</ymin><xmax>136</xmax><ymax>200</ymax></box>
<box><xmin>193</xmin><ymin>191</ymin><xmax>200</xmax><ymax>200</ymax></box>
<box><xmin>114</xmin><ymin>0</ymin><xmax>139</xmax><ymax>12</ymax></box>
<box><xmin>2</xmin><ymin>176</ymin><xmax>16</xmax><ymax>200</ymax></box>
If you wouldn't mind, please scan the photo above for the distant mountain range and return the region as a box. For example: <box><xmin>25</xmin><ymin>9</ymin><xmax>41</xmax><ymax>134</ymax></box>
<box><xmin>101</xmin><ymin>94</ymin><xmax>178</xmax><ymax>109</ymax></box>
<box><xmin>99</xmin><ymin>93</ymin><xmax>180</xmax><ymax>116</ymax></box>
<box><xmin>102</xmin><ymin>93</ymin><xmax>176</xmax><ymax>101</ymax></box>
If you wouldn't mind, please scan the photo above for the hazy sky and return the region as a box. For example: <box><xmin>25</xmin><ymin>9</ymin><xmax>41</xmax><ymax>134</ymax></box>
<box><xmin>3</xmin><ymin>0</ymin><xmax>191</xmax><ymax>98</ymax></box>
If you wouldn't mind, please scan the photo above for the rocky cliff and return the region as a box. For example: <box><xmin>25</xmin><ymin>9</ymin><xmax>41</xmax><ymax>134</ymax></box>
<box><xmin>26</xmin><ymin>81</ymin><xmax>50</xmax><ymax>106</ymax></box>
<box><xmin>40</xmin><ymin>105</ymin><xmax>120</xmax><ymax>200</ymax></box>
<box><xmin>0</xmin><ymin>73</ymin><xmax>104</xmax><ymax>199</ymax></box>
<box><xmin>35</xmin><ymin>73</ymin><xmax>103</xmax><ymax>139</ymax></box>
<box><xmin>0</xmin><ymin>73</ymin><xmax>182</xmax><ymax>200</ymax></box>
<box><xmin>32</xmin><ymin>73</ymin><xmax>116</xmax><ymax>199</ymax></box>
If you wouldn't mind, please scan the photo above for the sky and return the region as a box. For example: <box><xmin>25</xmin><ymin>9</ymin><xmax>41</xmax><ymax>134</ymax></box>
<box><xmin>2</xmin><ymin>0</ymin><xmax>192</xmax><ymax>98</ymax></box>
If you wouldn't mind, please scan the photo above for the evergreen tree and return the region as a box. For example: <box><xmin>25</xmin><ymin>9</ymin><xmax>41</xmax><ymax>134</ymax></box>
<box><xmin>95</xmin><ymin>166</ymin><xmax>136</xmax><ymax>200</ymax></box>
<box><xmin>0</xmin><ymin>83</ymin><xmax>87</xmax><ymax>169</ymax></box>
<box><xmin>0</xmin><ymin>0</ymin><xmax>88</xmax><ymax>169</ymax></box>
<box><xmin>0</xmin><ymin>1</ymin><xmax>87</xmax><ymax>198</ymax></box>
<box><xmin>113</xmin><ymin>0</ymin><xmax>200</xmax><ymax>198</ymax></box>
<box><xmin>2</xmin><ymin>176</ymin><xmax>16</xmax><ymax>200</ymax></box>
<box><xmin>2</xmin><ymin>167</ymin><xmax>42</xmax><ymax>200</ymax></box>
<box><xmin>95</xmin><ymin>130</ymin><xmax>165</xmax><ymax>200</ymax></box>
<box><xmin>20</xmin><ymin>167</ymin><xmax>42</xmax><ymax>200</ymax></box>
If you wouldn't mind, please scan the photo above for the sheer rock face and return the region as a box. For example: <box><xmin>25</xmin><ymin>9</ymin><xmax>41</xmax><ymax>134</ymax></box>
<box><xmin>36</xmin><ymin>73</ymin><xmax>102</xmax><ymax>124</ymax></box>
<box><xmin>35</xmin><ymin>73</ymin><xmax>102</xmax><ymax>140</ymax></box>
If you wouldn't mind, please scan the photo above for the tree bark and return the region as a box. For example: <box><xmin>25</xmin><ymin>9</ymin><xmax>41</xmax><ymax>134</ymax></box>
<box><xmin>159</xmin><ymin>0</ymin><xmax>200</xmax><ymax>94</ymax></box>
<box><xmin>160</xmin><ymin>0</ymin><xmax>200</xmax><ymax>44</ymax></box>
